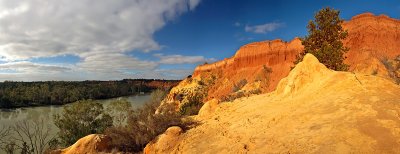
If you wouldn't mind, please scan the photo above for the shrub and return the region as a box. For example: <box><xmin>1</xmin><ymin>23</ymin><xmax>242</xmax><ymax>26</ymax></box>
<box><xmin>179</xmin><ymin>94</ymin><xmax>203</xmax><ymax>116</ymax></box>
<box><xmin>104</xmin><ymin>90</ymin><xmax>196</xmax><ymax>152</ymax></box>
<box><xmin>249</xmin><ymin>88</ymin><xmax>262</xmax><ymax>95</ymax></box>
<box><xmin>106</xmin><ymin>99</ymin><xmax>133</xmax><ymax>127</ymax></box>
<box><xmin>0</xmin><ymin>120</ymin><xmax>54</xmax><ymax>154</ymax></box>
<box><xmin>232</xmin><ymin>79</ymin><xmax>248</xmax><ymax>92</ymax></box>
<box><xmin>54</xmin><ymin>100</ymin><xmax>113</xmax><ymax>146</ymax></box>
<box><xmin>256</xmin><ymin>65</ymin><xmax>273</xmax><ymax>88</ymax></box>
<box><xmin>221</xmin><ymin>91</ymin><xmax>247</xmax><ymax>102</ymax></box>
<box><xmin>197</xmin><ymin>80</ymin><xmax>205</xmax><ymax>86</ymax></box>
<box><xmin>297</xmin><ymin>7</ymin><xmax>349</xmax><ymax>71</ymax></box>
<box><xmin>381</xmin><ymin>57</ymin><xmax>400</xmax><ymax>84</ymax></box>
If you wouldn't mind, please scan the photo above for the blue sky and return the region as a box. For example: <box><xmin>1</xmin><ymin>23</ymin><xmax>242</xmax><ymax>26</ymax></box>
<box><xmin>0</xmin><ymin>0</ymin><xmax>398</xmax><ymax>81</ymax></box>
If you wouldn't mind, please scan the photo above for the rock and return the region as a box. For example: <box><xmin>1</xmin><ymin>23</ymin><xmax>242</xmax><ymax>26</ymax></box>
<box><xmin>189</xmin><ymin>12</ymin><xmax>400</xmax><ymax>102</ymax></box>
<box><xmin>198</xmin><ymin>99</ymin><xmax>220</xmax><ymax>118</ymax></box>
<box><xmin>193</xmin><ymin>38</ymin><xmax>303</xmax><ymax>97</ymax></box>
<box><xmin>343</xmin><ymin>13</ymin><xmax>400</xmax><ymax>75</ymax></box>
<box><xmin>155</xmin><ymin>54</ymin><xmax>400</xmax><ymax>153</ymax></box>
<box><xmin>276</xmin><ymin>54</ymin><xmax>333</xmax><ymax>96</ymax></box>
<box><xmin>144</xmin><ymin>126</ymin><xmax>183</xmax><ymax>154</ymax></box>
<box><xmin>54</xmin><ymin>134</ymin><xmax>112</xmax><ymax>154</ymax></box>
<box><xmin>162</xmin><ymin>13</ymin><xmax>400</xmax><ymax>109</ymax></box>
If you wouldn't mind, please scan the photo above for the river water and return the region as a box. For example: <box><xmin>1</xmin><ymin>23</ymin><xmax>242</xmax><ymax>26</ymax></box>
<box><xmin>0</xmin><ymin>94</ymin><xmax>151</xmax><ymax>148</ymax></box>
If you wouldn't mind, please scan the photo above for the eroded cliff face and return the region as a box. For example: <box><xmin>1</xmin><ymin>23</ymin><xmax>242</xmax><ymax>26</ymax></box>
<box><xmin>158</xmin><ymin>38</ymin><xmax>304</xmax><ymax>112</ymax></box>
<box><xmin>343</xmin><ymin>13</ymin><xmax>400</xmax><ymax>76</ymax></box>
<box><xmin>194</xmin><ymin>38</ymin><xmax>303</xmax><ymax>92</ymax></box>
<box><xmin>169</xmin><ymin>13</ymin><xmax>400</xmax><ymax>106</ymax></box>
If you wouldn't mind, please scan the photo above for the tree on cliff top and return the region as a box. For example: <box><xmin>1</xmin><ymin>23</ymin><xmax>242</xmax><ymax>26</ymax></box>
<box><xmin>298</xmin><ymin>7</ymin><xmax>349</xmax><ymax>71</ymax></box>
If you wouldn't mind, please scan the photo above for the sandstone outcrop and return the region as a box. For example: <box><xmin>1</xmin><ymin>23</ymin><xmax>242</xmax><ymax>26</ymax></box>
<box><xmin>144</xmin><ymin>126</ymin><xmax>183</xmax><ymax>154</ymax></box>
<box><xmin>343</xmin><ymin>13</ymin><xmax>400</xmax><ymax>76</ymax></box>
<box><xmin>53</xmin><ymin>134</ymin><xmax>112</xmax><ymax>154</ymax></box>
<box><xmin>147</xmin><ymin>54</ymin><xmax>400</xmax><ymax>153</ymax></box>
<box><xmin>197</xmin><ymin>99</ymin><xmax>220</xmax><ymax>118</ymax></box>
<box><xmin>193</xmin><ymin>38</ymin><xmax>303</xmax><ymax>95</ymax></box>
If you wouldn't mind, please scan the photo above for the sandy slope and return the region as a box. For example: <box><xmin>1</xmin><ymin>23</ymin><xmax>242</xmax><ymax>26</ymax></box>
<box><xmin>163</xmin><ymin>13</ymin><xmax>400</xmax><ymax>111</ymax></box>
<box><xmin>147</xmin><ymin>54</ymin><xmax>400</xmax><ymax>153</ymax></box>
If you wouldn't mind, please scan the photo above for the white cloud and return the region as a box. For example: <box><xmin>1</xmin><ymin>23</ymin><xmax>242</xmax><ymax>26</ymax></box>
<box><xmin>0</xmin><ymin>0</ymin><xmax>204</xmax><ymax>80</ymax></box>
<box><xmin>0</xmin><ymin>61</ymin><xmax>194</xmax><ymax>81</ymax></box>
<box><xmin>189</xmin><ymin>0</ymin><xmax>201</xmax><ymax>10</ymax></box>
<box><xmin>0</xmin><ymin>0</ymin><xmax>201</xmax><ymax>61</ymax></box>
<box><xmin>234</xmin><ymin>22</ymin><xmax>241</xmax><ymax>27</ymax></box>
<box><xmin>78</xmin><ymin>53</ymin><xmax>158</xmax><ymax>73</ymax></box>
<box><xmin>0</xmin><ymin>52</ymin><xmax>215</xmax><ymax>81</ymax></box>
<box><xmin>245</xmin><ymin>22</ymin><xmax>283</xmax><ymax>34</ymax></box>
<box><xmin>154</xmin><ymin>54</ymin><xmax>216</xmax><ymax>64</ymax></box>
<box><xmin>0</xmin><ymin>61</ymin><xmax>70</xmax><ymax>73</ymax></box>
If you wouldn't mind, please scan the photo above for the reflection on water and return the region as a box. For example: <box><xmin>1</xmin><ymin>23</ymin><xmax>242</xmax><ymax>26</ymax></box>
<box><xmin>0</xmin><ymin>94</ymin><xmax>151</xmax><ymax>139</ymax></box>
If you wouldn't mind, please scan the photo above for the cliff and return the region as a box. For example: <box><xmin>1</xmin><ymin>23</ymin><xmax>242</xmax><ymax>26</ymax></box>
<box><xmin>343</xmin><ymin>13</ymin><xmax>400</xmax><ymax>76</ymax></box>
<box><xmin>193</xmin><ymin>38</ymin><xmax>303</xmax><ymax>95</ymax></box>
<box><xmin>160</xmin><ymin>13</ymin><xmax>400</xmax><ymax>112</ymax></box>
<box><xmin>146</xmin><ymin>54</ymin><xmax>400</xmax><ymax>153</ymax></box>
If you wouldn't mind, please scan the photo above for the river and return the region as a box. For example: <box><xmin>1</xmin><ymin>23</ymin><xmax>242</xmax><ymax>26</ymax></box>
<box><xmin>0</xmin><ymin>94</ymin><xmax>151</xmax><ymax>150</ymax></box>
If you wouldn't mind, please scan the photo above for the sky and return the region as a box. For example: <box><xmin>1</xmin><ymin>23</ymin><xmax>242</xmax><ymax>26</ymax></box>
<box><xmin>0</xmin><ymin>0</ymin><xmax>398</xmax><ymax>81</ymax></box>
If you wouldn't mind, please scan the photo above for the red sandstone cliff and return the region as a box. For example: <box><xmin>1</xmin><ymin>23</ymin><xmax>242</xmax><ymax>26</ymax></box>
<box><xmin>343</xmin><ymin>13</ymin><xmax>400</xmax><ymax>75</ymax></box>
<box><xmin>192</xmin><ymin>38</ymin><xmax>303</xmax><ymax>100</ymax></box>
<box><xmin>188</xmin><ymin>13</ymin><xmax>400</xmax><ymax>101</ymax></box>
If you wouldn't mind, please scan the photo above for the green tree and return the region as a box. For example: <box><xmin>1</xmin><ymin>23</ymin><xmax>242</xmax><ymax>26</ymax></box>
<box><xmin>54</xmin><ymin>100</ymin><xmax>113</xmax><ymax>146</ymax></box>
<box><xmin>104</xmin><ymin>89</ymin><xmax>190</xmax><ymax>152</ymax></box>
<box><xmin>106</xmin><ymin>99</ymin><xmax>133</xmax><ymax>127</ymax></box>
<box><xmin>298</xmin><ymin>7</ymin><xmax>349</xmax><ymax>71</ymax></box>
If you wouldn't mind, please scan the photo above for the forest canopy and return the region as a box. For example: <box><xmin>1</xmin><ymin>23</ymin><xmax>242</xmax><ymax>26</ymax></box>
<box><xmin>0</xmin><ymin>79</ymin><xmax>179</xmax><ymax>108</ymax></box>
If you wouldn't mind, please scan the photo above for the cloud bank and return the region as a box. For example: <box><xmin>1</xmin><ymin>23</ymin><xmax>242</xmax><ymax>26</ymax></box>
<box><xmin>0</xmin><ymin>0</ymin><xmax>206</xmax><ymax>81</ymax></box>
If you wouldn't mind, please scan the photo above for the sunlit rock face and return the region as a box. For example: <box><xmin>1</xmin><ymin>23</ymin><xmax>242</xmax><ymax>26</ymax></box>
<box><xmin>192</xmin><ymin>38</ymin><xmax>303</xmax><ymax>101</ymax></box>
<box><xmin>188</xmin><ymin>12</ymin><xmax>400</xmax><ymax>103</ymax></box>
<box><xmin>147</xmin><ymin>54</ymin><xmax>400</xmax><ymax>153</ymax></box>
<box><xmin>343</xmin><ymin>13</ymin><xmax>400</xmax><ymax>76</ymax></box>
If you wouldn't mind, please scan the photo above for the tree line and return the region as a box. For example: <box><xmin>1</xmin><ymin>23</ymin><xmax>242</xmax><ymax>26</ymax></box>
<box><xmin>0</xmin><ymin>79</ymin><xmax>179</xmax><ymax>108</ymax></box>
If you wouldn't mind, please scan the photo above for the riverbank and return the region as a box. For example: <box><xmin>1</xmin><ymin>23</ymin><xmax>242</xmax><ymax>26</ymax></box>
<box><xmin>0</xmin><ymin>93</ymin><xmax>151</xmax><ymax>109</ymax></box>
<box><xmin>0</xmin><ymin>79</ymin><xmax>180</xmax><ymax>109</ymax></box>
<box><xmin>0</xmin><ymin>94</ymin><xmax>152</xmax><ymax>154</ymax></box>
